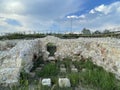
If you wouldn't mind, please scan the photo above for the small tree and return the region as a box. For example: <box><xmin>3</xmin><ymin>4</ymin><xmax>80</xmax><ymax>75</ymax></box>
<box><xmin>93</xmin><ymin>30</ymin><xmax>101</xmax><ymax>34</ymax></box>
<box><xmin>103</xmin><ymin>29</ymin><xmax>110</xmax><ymax>34</ymax></box>
<box><xmin>82</xmin><ymin>28</ymin><xmax>91</xmax><ymax>35</ymax></box>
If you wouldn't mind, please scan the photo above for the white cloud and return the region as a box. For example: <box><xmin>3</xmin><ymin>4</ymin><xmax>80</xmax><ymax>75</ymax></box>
<box><xmin>89</xmin><ymin>4</ymin><xmax>110</xmax><ymax>15</ymax></box>
<box><xmin>0</xmin><ymin>0</ymin><xmax>85</xmax><ymax>33</ymax></box>
<box><xmin>79</xmin><ymin>15</ymin><xmax>85</xmax><ymax>18</ymax></box>
<box><xmin>67</xmin><ymin>15</ymin><xmax>79</xmax><ymax>19</ymax></box>
<box><xmin>67</xmin><ymin>15</ymin><xmax>85</xmax><ymax>19</ymax></box>
<box><xmin>63</xmin><ymin>1</ymin><xmax>120</xmax><ymax>32</ymax></box>
<box><xmin>89</xmin><ymin>2</ymin><xmax>120</xmax><ymax>15</ymax></box>
<box><xmin>0</xmin><ymin>0</ymin><xmax>120</xmax><ymax>33</ymax></box>
<box><xmin>89</xmin><ymin>9</ymin><xmax>95</xmax><ymax>14</ymax></box>
<box><xmin>95</xmin><ymin>4</ymin><xmax>106</xmax><ymax>13</ymax></box>
<box><xmin>61</xmin><ymin>1</ymin><xmax>120</xmax><ymax>32</ymax></box>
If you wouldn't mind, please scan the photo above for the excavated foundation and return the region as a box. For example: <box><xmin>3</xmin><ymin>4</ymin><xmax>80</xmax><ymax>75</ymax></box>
<box><xmin>0</xmin><ymin>36</ymin><xmax>120</xmax><ymax>85</ymax></box>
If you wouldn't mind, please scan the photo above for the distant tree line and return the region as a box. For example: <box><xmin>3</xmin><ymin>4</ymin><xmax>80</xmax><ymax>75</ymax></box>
<box><xmin>0</xmin><ymin>28</ymin><xmax>119</xmax><ymax>40</ymax></box>
<box><xmin>0</xmin><ymin>33</ymin><xmax>46</xmax><ymax>40</ymax></box>
<box><xmin>81</xmin><ymin>28</ymin><xmax>113</xmax><ymax>35</ymax></box>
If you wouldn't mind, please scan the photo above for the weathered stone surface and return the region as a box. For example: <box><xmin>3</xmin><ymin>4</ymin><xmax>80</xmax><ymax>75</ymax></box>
<box><xmin>42</xmin><ymin>78</ymin><xmax>51</xmax><ymax>86</ymax></box>
<box><xmin>60</xmin><ymin>64</ymin><xmax>65</xmax><ymax>68</ymax></box>
<box><xmin>0</xmin><ymin>40</ymin><xmax>19</xmax><ymax>51</ymax></box>
<box><xmin>40</xmin><ymin>36</ymin><xmax>120</xmax><ymax>79</ymax></box>
<box><xmin>0</xmin><ymin>36</ymin><xmax>120</xmax><ymax>85</ymax></box>
<box><xmin>58</xmin><ymin>78</ymin><xmax>71</xmax><ymax>87</ymax></box>
<box><xmin>60</xmin><ymin>68</ymin><xmax>66</xmax><ymax>73</ymax></box>
<box><xmin>35</xmin><ymin>67</ymin><xmax>42</xmax><ymax>72</ymax></box>
<box><xmin>71</xmin><ymin>68</ymin><xmax>78</xmax><ymax>73</ymax></box>
<box><xmin>70</xmin><ymin>65</ymin><xmax>75</xmax><ymax>68</ymax></box>
<box><xmin>48</xmin><ymin>56</ymin><xmax>56</xmax><ymax>61</ymax></box>
<box><xmin>0</xmin><ymin>40</ymin><xmax>41</xmax><ymax>84</ymax></box>
<box><xmin>29</xmin><ymin>72</ymin><xmax>36</xmax><ymax>78</ymax></box>
<box><xmin>82</xmin><ymin>68</ymin><xmax>86</xmax><ymax>72</ymax></box>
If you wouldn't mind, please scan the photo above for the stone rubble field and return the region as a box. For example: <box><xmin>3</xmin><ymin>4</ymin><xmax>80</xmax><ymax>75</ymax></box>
<box><xmin>0</xmin><ymin>36</ymin><xmax>120</xmax><ymax>85</ymax></box>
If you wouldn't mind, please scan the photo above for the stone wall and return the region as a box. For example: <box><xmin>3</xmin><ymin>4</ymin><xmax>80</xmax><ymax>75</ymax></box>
<box><xmin>0</xmin><ymin>40</ymin><xmax>19</xmax><ymax>51</ymax></box>
<box><xmin>0</xmin><ymin>39</ymin><xmax>41</xmax><ymax>84</ymax></box>
<box><xmin>0</xmin><ymin>36</ymin><xmax>120</xmax><ymax>84</ymax></box>
<box><xmin>40</xmin><ymin>36</ymin><xmax>120</xmax><ymax>79</ymax></box>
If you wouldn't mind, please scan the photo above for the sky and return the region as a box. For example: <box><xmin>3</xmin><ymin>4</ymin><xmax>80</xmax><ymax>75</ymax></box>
<box><xmin>0</xmin><ymin>0</ymin><xmax>120</xmax><ymax>33</ymax></box>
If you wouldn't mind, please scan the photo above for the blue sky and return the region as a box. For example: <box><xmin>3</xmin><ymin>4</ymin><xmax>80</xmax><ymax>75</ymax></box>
<box><xmin>5</xmin><ymin>19</ymin><xmax>22</xmax><ymax>26</ymax></box>
<box><xmin>0</xmin><ymin>0</ymin><xmax>120</xmax><ymax>33</ymax></box>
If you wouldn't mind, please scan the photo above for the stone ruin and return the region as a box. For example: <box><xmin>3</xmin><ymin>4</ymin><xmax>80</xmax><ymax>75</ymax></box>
<box><xmin>0</xmin><ymin>36</ymin><xmax>120</xmax><ymax>85</ymax></box>
<box><xmin>0</xmin><ymin>39</ymin><xmax>41</xmax><ymax>85</ymax></box>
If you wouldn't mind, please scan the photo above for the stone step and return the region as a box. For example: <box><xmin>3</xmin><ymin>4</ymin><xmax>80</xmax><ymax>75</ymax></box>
<box><xmin>71</xmin><ymin>68</ymin><xmax>78</xmax><ymax>72</ymax></box>
<box><xmin>48</xmin><ymin>56</ymin><xmax>56</xmax><ymax>61</ymax></box>
<box><xmin>35</xmin><ymin>67</ymin><xmax>42</xmax><ymax>72</ymax></box>
<box><xmin>60</xmin><ymin>64</ymin><xmax>65</xmax><ymax>68</ymax></box>
<box><xmin>29</xmin><ymin>72</ymin><xmax>36</xmax><ymax>78</ymax></box>
<box><xmin>60</xmin><ymin>68</ymin><xmax>66</xmax><ymax>73</ymax></box>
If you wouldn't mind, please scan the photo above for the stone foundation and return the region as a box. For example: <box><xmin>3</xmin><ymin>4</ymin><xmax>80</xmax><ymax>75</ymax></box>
<box><xmin>0</xmin><ymin>36</ymin><xmax>120</xmax><ymax>84</ymax></box>
<box><xmin>0</xmin><ymin>39</ymin><xmax>42</xmax><ymax>84</ymax></box>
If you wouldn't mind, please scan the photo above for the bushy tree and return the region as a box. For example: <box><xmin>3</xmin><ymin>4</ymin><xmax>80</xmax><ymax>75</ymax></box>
<box><xmin>103</xmin><ymin>29</ymin><xmax>110</xmax><ymax>34</ymax></box>
<box><xmin>93</xmin><ymin>30</ymin><xmax>101</xmax><ymax>34</ymax></box>
<box><xmin>82</xmin><ymin>28</ymin><xmax>91</xmax><ymax>35</ymax></box>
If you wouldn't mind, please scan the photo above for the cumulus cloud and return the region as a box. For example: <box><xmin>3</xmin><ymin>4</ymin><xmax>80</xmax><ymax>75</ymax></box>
<box><xmin>67</xmin><ymin>15</ymin><xmax>79</xmax><ymax>19</ymax></box>
<box><xmin>89</xmin><ymin>9</ymin><xmax>95</xmax><ymax>14</ymax></box>
<box><xmin>67</xmin><ymin>15</ymin><xmax>85</xmax><ymax>19</ymax></box>
<box><xmin>69</xmin><ymin>1</ymin><xmax>120</xmax><ymax>32</ymax></box>
<box><xmin>79</xmin><ymin>15</ymin><xmax>86</xmax><ymax>19</ymax></box>
<box><xmin>0</xmin><ymin>0</ymin><xmax>83</xmax><ymax>19</ymax></box>
<box><xmin>0</xmin><ymin>0</ymin><xmax>120</xmax><ymax>33</ymax></box>
<box><xmin>0</xmin><ymin>0</ymin><xmax>84</xmax><ymax>33</ymax></box>
<box><xmin>89</xmin><ymin>2</ymin><xmax>120</xmax><ymax>15</ymax></box>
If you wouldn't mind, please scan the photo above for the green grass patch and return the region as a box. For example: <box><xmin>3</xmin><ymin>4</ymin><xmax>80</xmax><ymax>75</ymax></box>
<box><xmin>30</xmin><ymin>56</ymin><xmax>44</xmax><ymax>72</ymax></box>
<box><xmin>9</xmin><ymin>58</ymin><xmax>120</xmax><ymax>90</ymax></box>
<box><xmin>36</xmin><ymin>63</ymin><xmax>59</xmax><ymax>77</ymax></box>
<box><xmin>67</xmin><ymin>73</ymin><xmax>80</xmax><ymax>87</ymax></box>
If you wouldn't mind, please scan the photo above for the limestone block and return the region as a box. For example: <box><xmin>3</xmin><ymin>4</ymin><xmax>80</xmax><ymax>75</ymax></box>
<box><xmin>42</xmin><ymin>78</ymin><xmax>51</xmax><ymax>86</ymax></box>
<box><xmin>60</xmin><ymin>64</ymin><xmax>65</xmax><ymax>68</ymax></box>
<box><xmin>71</xmin><ymin>68</ymin><xmax>78</xmax><ymax>72</ymax></box>
<box><xmin>58</xmin><ymin>78</ymin><xmax>71</xmax><ymax>87</ymax></box>
<box><xmin>60</xmin><ymin>68</ymin><xmax>66</xmax><ymax>73</ymax></box>
<box><xmin>82</xmin><ymin>68</ymin><xmax>86</xmax><ymax>72</ymax></box>
<box><xmin>48</xmin><ymin>56</ymin><xmax>55</xmax><ymax>61</ymax></box>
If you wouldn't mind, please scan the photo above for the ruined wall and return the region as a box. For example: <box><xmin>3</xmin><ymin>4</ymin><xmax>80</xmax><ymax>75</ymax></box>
<box><xmin>0</xmin><ymin>40</ymin><xmax>42</xmax><ymax>84</ymax></box>
<box><xmin>40</xmin><ymin>36</ymin><xmax>120</xmax><ymax>79</ymax></box>
<box><xmin>0</xmin><ymin>36</ymin><xmax>120</xmax><ymax>85</ymax></box>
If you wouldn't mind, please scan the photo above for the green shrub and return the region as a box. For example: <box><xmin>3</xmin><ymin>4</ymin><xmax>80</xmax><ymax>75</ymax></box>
<box><xmin>79</xmin><ymin>63</ymin><xmax>118</xmax><ymax>90</ymax></box>
<box><xmin>47</xmin><ymin>43</ymin><xmax>56</xmax><ymax>56</ymax></box>
<box><xmin>10</xmin><ymin>58</ymin><xmax>120</xmax><ymax>90</ymax></box>
<box><xmin>73</xmin><ymin>60</ymin><xmax>84</xmax><ymax>70</ymax></box>
<box><xmin>62</xmin><ymin>57</ymin><xmax>72</xmax><ymax>72</ymax></box>
<box><xmin>51</xmin><ymin>76</ymin><xmax>58</xmax><ymax>85</ymax></box>
<box><xmin>19</xmin><ymin>70</ymin><xmax>29</xmax><ymax>86</ymax></box>
<box><xmin>68</xmin><ymin>73</ymin><xmax>80</xmax><ymax>87</ymax></box>
<box><xmin>73</xmin><ymin>59</ymin><xmax>98</xmax><ymax>70</ymax></box>
<box><xmin>83</xmin><ymin>60</ymin><xmax>96</xmax><ymax>69</ymax></box>
<box><xmin>36</xmin><ymin>63</ymin><xmax>59</xmax><ymax>77</ymax></box>
<box><xmin>30</xmin><ymin>56</ymin><xmax>44</xmax><ymax>72</ymax></box>
<box><xmin>53</xmin><ymin>85</ymin><xmax>73</xmax><ymax>90</ymax></box>
<box><xmin>72</xmin><ymin>59</ymin><xmax>120</xmax><ymax>90</ymax></box>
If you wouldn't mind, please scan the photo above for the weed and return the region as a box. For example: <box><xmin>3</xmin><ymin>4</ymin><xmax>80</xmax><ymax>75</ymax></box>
<box><xmin>36</xmin><ymin>63</ymin><xmax>59</xmax><ymax>77</ymax></box>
